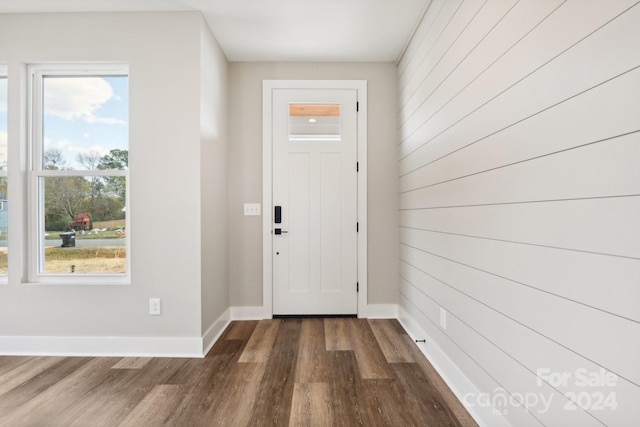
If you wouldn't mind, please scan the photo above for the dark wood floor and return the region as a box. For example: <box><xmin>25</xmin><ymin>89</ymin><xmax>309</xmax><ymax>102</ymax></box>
<box><xmin>0</xmin><ymin>318</ymin><xmax>477</xmax><ymax>426</ymax></box>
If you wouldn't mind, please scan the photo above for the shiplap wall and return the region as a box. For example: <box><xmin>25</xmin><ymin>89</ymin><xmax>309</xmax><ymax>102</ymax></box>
<box><xmin>397</xmin><ymin>0</ymin><xmax>640</xmax><ymax>425</ymax></box>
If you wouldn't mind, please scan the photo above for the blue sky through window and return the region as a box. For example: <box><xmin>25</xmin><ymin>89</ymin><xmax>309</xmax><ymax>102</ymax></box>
<box><xmin>43</xmin><ymin>75</ymin><xmax>128</xmax><ymax>170</ymax></box>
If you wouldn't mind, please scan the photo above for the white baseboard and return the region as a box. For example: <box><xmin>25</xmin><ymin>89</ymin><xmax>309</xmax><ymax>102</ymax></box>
<box><xmin>0</xmin><ymin>335</ymin><xmax>203</xmax><ymax>358</ymax></box>
<box><xmin>0</xmin><ymin>306</ymin><xmax>271</xmax><ymax>358</ymax></box>
<box><xmin>0</xmin><ymin>307</ymin><xmax>234</xmax><ymax>359</ymax></box>
<box><xmin>360</xmin><ymin>303</ymin><xmax>398</xmax><ymax>319</ymax></box>
<box><xmin>227</xmin><ymin>304</ymin><xmax>399</xmax><ymax>320</ymax></box>
<box><xmin>230</xmin><ymin>305</ymin><xmax>268</xmax><ymax>320</ymax></box>
<box><xmin>397</xmin><ymin>306</ymin><xmax>506</xmax><ymax>427</ymax></box>
<box><xmin>202</xmin><ymin>307</ymin><xmax>231</xmax><ymax>356</ymax></box>
<box><xmin>0</xmin><ymin>308</ymin><xmax>231</xmax><ymax>358</ymax></box>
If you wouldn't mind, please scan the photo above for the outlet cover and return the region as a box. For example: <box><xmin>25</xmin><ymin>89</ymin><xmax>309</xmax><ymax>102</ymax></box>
<box><xmin>439</xmin><ymin>307</ymin><xmax>447</xmax><ymax>330</ymax></box>
<box><xmin>149</xmin><ymin>298</ymin><xmax>161</xmax><ymax>315</ymax></box>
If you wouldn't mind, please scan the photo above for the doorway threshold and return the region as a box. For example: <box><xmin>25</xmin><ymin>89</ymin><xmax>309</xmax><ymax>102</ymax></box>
<box><xmin>273</xmin><ymin>314</ymin><xmax>357</xmax><ymax>319</ymax></box>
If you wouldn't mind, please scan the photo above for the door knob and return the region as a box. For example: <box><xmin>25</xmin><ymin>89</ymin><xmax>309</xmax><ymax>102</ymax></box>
<box><xmin>274</xmin><ymin>228</ymin><xmax>288</xmax><ymax>235</ymax></box>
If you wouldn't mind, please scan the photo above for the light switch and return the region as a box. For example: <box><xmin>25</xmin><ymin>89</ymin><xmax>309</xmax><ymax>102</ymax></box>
<box><xmin>244</xmin><ymin>203</ymin><xmax>261</xmax><ymax>216</ymax></box>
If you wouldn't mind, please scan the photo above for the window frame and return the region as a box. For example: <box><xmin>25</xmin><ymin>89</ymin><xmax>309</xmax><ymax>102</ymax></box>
<box><xmin>28</xmin><ymin>64</ymin><xmax>130</xmax><ymax>284</ymax></box>
<box><xmin>0</xmin><ymin>65</ymin><xmax>8</xmax><ymax>282</ymax></box>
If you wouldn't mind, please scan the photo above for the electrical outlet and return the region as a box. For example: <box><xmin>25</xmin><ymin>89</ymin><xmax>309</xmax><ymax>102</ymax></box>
<box><xmin>243</xmin><ymin>203</ymin><xmax>261</xmax><ymax>216</ymax></box>
<box><xmin>439</xmin><ymin>307</ymin><xmax>447</xmax><ymax>330</ymax></box>
<box><xmin>149</xmin><ymin>298</ymin><xmax>161</xmax><ymax>315</ymax></box>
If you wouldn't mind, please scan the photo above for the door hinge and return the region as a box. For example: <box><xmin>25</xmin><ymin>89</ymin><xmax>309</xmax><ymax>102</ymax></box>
<box><xmin>356</xmin><ymin>162</ymin><xmax>359</xmax><ymax>172</ymax></box>
<box><xmin>356</xmin><ymin>101</ymin><xmax>359</xmax><ymax>112</ymax></box>
<box><xmin>357</xmin><ymin>222</ymin><xmax>359</xmax><ymax>232</ymax></box>
<box><xmin>357</xmin><ymin>282</ymin><xmax>359</xmax><ymax>292</ymax></box>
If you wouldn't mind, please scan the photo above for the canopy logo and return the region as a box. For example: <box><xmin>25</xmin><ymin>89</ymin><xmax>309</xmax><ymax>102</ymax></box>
<box><xmin>536</xmin><ymin>368</ymin><xmax>618</xmax><ymax>412</ymax></box>
<box><xmin>462</xmin><ymin>368</ymin><xmax>619</xmax><ymax>417</ymax></box>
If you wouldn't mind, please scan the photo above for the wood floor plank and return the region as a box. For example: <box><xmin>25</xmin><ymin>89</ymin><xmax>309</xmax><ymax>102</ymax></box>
<box><xmin>78</xmin><ymin>357</ymin><xmax>198</xmax><ymax>427</ymax></box>
<box><xmin>346</xmin><ymin>319</ymin><xmax>394</xmax><ymax>379</ymax></box>
<box><xmin>294</xmin><ymin>318</ymin><xmax>331</xmax><ymax>383</ymax></box>
<box><xmin>238</xmin><ymin>319</ymin><xmax>280</xmax><ymax>363</ymax></box>
<box><xmin>111</xmin><ymin>357</ymin><xmax>152</xmax><ymax>369</ymax></box>
<box><xmin>0</xmin><ymin>356</ymin><xmax>34</xmax><ymax>374</ymax></box>
<box><xmin>362</xmin><ymin>378</ymin><xmax>420</xmax><ymax>426</ymax></box>
<box><xmin>0</xmin><ymin>357</ymin><xmax>116</xmax><ymax>426</ymax></box>
<box><xmin>208</xmin><ymin>362</ymin><xmax>266</xmax><ymax>427</ymax></box>
<box><xmin>289</xmin><ymin>383</ymin><xmax>333</xmax><ymax>427</ymax></box>
<box><xmin>225</xmin><ymin>320</ymin><xmax>258</xmax><ymax>340</ymax></box>
<box><xmin>161</xmin><ymin>357</ymin><xmax>215</xmax><ymax>387</ymax></box>
<box><xmin>0</xmin><ymin>356</ymin><xmax>64</xmax><ymax>398</ymax></box>
<box><xmin>324</xmin><ymin>317</ymin><xmax>352</xmax><ymax>351</ymax></box>
<box><xmin>327</xmin><ymin>350</ymin><xmax>372</xmax><ymax>426</ymax></box>
<box><xmin>163</xmin><ymin>339</ymin><xmax>245</xmax><ymax>425</ymax></box>
<box><xmin>247</xmin><ymin>319</ymin><xmax>301</xmax><ymax>426</ymax></box>
<box><xmin>118</xmin><ymin>384</ymin><xmax>186</xmax><ymax>427</ymax></box>
<box><xmin>368</xmin><ymin>318</ymin><xmax>416</xmax><ymax>363</ymax></box>
<box><xmin>393</xmin><ymin>362</ymin><xmax>466</xmax><ymax>427</ymax></box>
<box><xmin>49</xmin><ymin>361</ymin><xmax>140</xmax><ymax>427</ymax></box>
<box><xmin>401</xmin><ymin>334</ymin><xmax>479</xmax><ymax>427</ymax></box>
<box><xmin>0</xmin><ymin>356</ymin><xmax>93</xmax><ymax>418</ymax></box>
<box><xmin>159</xmin><ymin>356</ymin><xmax>206</xmax><ymax>386</ymax></box>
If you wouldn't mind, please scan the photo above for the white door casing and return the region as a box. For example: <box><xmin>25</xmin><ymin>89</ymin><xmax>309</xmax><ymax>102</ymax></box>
<box><xmin>263</xmin><ymin>80</ymin><xmax>368</xmax><ymax>317</ymax></box>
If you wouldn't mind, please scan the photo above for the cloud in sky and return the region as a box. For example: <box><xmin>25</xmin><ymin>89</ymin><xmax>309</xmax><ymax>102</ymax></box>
<box><xmin>44</xmin><ymin>77</ymin><xmax>125</xmax><ymax>124</ymax></box>
<box><xmin>45</xmin><ymin>137</ymin><xmax>109</xmax><ymax>157</ymax></box>
<box><xmin>42</xmin><ymin>76</ymin><xmax>127</xmax><ymax>170</ymax></box>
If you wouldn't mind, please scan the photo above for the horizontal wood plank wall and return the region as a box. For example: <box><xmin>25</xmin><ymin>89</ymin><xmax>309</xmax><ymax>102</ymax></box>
<box><xmin>397</xmin><ymin>0</ymin><xmax>640</xmax><ymax>425</ymax></box>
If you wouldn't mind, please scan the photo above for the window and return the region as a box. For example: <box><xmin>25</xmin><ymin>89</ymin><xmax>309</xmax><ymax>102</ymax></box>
<box><xmin>0</xmin><ymin>67</ymin><xmax>7</xmax><ymax>277</ymax></box>
<box><xmin>29</xmin><ymin>65</ymin><xmax>129</xmax><ymax>283</ymax></box>
<box><xmin>289</xmin><ymin>103</ymin><xmax>341</xmax><ymax>141</ymax></box>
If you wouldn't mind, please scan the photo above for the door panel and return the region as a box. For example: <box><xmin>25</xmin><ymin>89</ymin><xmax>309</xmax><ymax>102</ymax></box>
<box><xmin>272</xmin><ymin>88</ymin><xmax>358</xmax><ymax>315</ymax></box>
<box><xmin>288</xmin><ymin>152</ymin><xmax>311</xmax><ymax>293</ymax></box>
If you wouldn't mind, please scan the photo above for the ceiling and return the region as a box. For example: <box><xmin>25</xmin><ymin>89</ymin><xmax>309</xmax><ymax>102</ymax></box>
<box><xmin>0</xmin><ymin>0</ymin><xmax>430</xmax><ymax>62</ymax></box>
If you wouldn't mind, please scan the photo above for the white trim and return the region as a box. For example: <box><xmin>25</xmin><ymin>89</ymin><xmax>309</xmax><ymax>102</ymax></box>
<box><xmin>0</xmin><ymin>335</ymin><xmax>203</xmax><ymax>358</ymax></box>
<box><xmin>262</xmin><ymin>83</ymin><xmax>274</xmax><ymax>317</ymax></box>
<box><xmin>395</xmin><ymin>0</ymin><xmax>435</xmax><ymax>66</ymax></box>
<box><xmin>0</xmin><ymin>306</ymin><xmax>235</xmax><ymax>358</ymax></box>
<box><xmin>360</xmin><ymin>303</ymin><xmax>398</xmax><ymax>319</ymax></box>
<box><xmin>262</xmin><ymin>80</ymin><xmax>368</xmax><ymax>318</ymax></box>
<box><xmin>202</xmin><ymin>307</ymin><xmax>231</xmax><ymax>356</ymax></box>
<box><xmin>227</xmin><ymin>304</ymin><xmax>398</xmax><ymax>321</ymax></box>
<box><xmin>0</xmin><ymin>67</ymin><xmax>6</xmax><ymax>284</ymax></box>
<box><xmin>397</xmin><ymin>306</ymin><xmax>506</xmax><ymax>427</ymax></box>
<box><xmin>231</xmin><ymin>305</ymin><xmax>268</xmax><ymax>320</ymax></box>
<box><xmin>355</xmin><ymin>82</ymin><xmax>368</xmax><ymax>319</ymax></box>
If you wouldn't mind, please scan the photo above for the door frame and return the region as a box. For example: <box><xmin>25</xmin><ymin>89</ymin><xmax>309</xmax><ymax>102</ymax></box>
<box><xmin>262</xmin><ymin>80</ymin><xmax>368</xmax><ymax>318</ymax></box>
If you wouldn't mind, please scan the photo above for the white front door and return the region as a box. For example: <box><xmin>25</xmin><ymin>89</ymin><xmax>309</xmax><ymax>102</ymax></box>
<box><xmin>271</xmin><ymin>88</ymin><xmax>359</xmax><ymax>315</ymax></box>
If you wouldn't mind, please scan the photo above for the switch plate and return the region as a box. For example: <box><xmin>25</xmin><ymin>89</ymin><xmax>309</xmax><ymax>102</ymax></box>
<box><xmin>244</xmin><ymin>203</ymin><xmax>261</xmax><ymax>216</ymax></box>
<box><xmin>439</xmin><ymin>307</ymin><xmax>447</xmax><ymax>330</ymax></box>
<box><xmin>149</xmin><ymin>298</ymin><xmax>161</xmax><ymax>315</ymax></box>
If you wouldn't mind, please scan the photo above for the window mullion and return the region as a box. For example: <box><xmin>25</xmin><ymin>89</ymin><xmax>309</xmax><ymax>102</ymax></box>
<box><xmin>38</xmin><ymin>169</ymin><xmax>127</xmax><ymax>178</ymax></box>
<box><xmin>30</xmin><ymin>69</ymin><xmax>44</xmax><ymax>173</ymax></box>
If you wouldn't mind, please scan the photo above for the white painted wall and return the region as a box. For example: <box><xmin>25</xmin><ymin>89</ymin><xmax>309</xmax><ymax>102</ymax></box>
<box><xmin>397</xmin><ymin>0</ymin><xmax>640</xmax><ymax>425</ymax></box>
<box><xmin>228</xmin><ymin>62</ymin><xmax>399</xmax><ymax>308</ymax></box>
<box><xmin>0</xmin><ymin>12</ymin><xmax>229</xmax><ymax>356</ymax></box>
